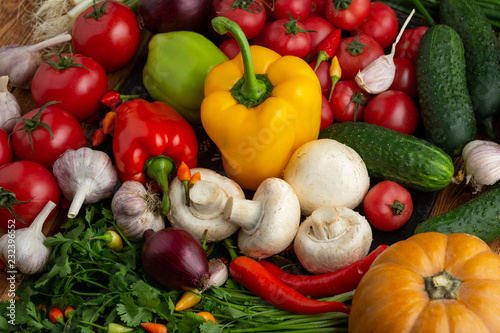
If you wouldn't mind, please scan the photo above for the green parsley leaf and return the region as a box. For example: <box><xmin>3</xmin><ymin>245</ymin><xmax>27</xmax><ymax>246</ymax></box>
<box><xmin>116</xmin><ymin>294</ymin><xmax>153</xmax><ymax>327</ymax></box>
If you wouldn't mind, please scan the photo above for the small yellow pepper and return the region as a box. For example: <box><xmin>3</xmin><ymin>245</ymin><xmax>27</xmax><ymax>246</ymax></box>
<box><xmin>328</xmin><ymin>56</ymin><xmax>342</xmax><ymax>102</ymax></box>
<box><xmin>201</xmin><ymin>17</ymin><xmax>322</xmax><ymax>191</ymax></box>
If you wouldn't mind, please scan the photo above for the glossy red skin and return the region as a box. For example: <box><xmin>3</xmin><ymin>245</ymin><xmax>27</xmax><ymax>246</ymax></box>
<box><xmin>72</xmin><ymin>1</ymin><xmax>141</xmax><ymax>72</ymax></box>
<box><xmin>303</xmin><ymin>15</ymin><xmax>336</xmax><ymax>57</ymax></box>
<box><xmin>329</xmin><ymin>80</ymin><xmax>372</xmax><ymax>122</ymax></box>
<box><xmin>112</xmin><ymin>99</ymin><xmax>198</xmax><ymax>184</ymax></box>
<box><xmin>250</xmin><ymin>21</ymin><xmax>271</xmax><ymax>47</ymax></box>
<box><xmin>273</xmin><ymin>0</ymin><xmax>312</xmax><ymax>20</ymax></box>
<box><xmin>219</xmin><ymin>38</ymin><xmax>242</xmax><ymax>59</ymax></box>
<box><xmin>214</xmin><ymin>0</ymin><xmax>266</xmax><ymax>39</ymax></box>
<box><xmin>31</xmin><ymin>53</ymin><xmax>108</xmax><ymax>122</ymax></box>
<box><xmin>335</xmin><ymin>34</ymin><xmax>385</xmax><ymax>80</ymax></box>
<box><xmin>351</xmin><ymin>2</ymin><xmax>399</xmax><ymax>49</ymax></box>
<box><xmin>363</xmin><ymin>180</ymin><xmax>414</xmax><ymax>231</ymax></box>
<box><xmin>310</xmin><ymin>0</ymin><xmax>327</xmax><ymax>17</ymax></box>
<box><xmin>266</xmin><ymin>17</ymin><xmax>312</xmax><ymax>57</ymax></box>
<box><xmin>325</xmin><ymin>0</ymin><xmax>370</xmax><ymax>31</ymax></box>
<box><xmin>320</xmin><ymin>94</ymin><xmax>334</xmax><ymax>130</ymax></box>
<box><xmin>389</xmin><ymin>57</ymin><xmax>418</xmax><ymax>99</ymax></box>
<box><xmin>309</xmin><ymin>59</ymin><xmax>332</xmax><ymax>96</ymax></box>
<box><xmin>0</xmin><ymin>161</ymin><xmax>60</xmax><ymax>230</ymax></box>
<box><xmin>363</xmin><ymin>90</ymin><xmax>420</xmax><ymax>135</ymax></box>
<box><xmin>11</xmin><ymin>105</ymin><xmax>86</xmax><ymax>170</ymax></box>
<box><xmin>0</xmin><ymin>128</ymin><xmax>13</xmax><ymax>167</ymax></box>
<box><xmin>394</xmin><ymin>26</ymin><xmax>429</xmax><ymax>63</ymax></box>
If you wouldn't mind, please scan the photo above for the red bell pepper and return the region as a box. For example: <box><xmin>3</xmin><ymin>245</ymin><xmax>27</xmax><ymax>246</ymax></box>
<box><xmin>112</xmin><ymin>99</ymin><xmax>198</xmax><ymax>214</ymax></box>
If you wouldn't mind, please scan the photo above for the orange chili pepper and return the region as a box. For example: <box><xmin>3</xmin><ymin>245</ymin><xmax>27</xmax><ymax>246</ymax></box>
<box><xmin>64</xmin><ymin>305</ymin><xmax>74</xmax><ymax>319</ymax></box>
<box><xmin>141</xmin><ymin>322</ymin><xmax>168</xmax><ymax>333</ymax></box>
<box><xmin>177</xmin><ymin>161</ymin><xmax>191</xmax><ymax>205</ymax></box>
<box><xmin>101</xmin><ymin>111</ymin><xmax>117</xmax><ymax>135</ymax></box>
<box><xmin>188</xmin><ymin>172</ymin><xmax>201</xmax><ymax>188</ymax></box>
<box><xmin>49</xmin><ymin>308</ymin><xmax>64</xmax><ymax>325</ymax></box>
<box><xmin>197</xmin><ymin>312</ymin><xmax>216</xmax><ymax>323</ymax></box>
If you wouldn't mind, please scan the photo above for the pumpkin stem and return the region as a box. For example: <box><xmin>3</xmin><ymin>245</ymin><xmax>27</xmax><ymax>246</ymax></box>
<box><xmin>423</xmin><ymin>270</ymin><xmax>462</xmax><ymax>301</ymax></box>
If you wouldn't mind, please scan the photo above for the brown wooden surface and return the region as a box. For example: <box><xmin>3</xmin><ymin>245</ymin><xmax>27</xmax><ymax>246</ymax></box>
<box><xmin>0</xmin><ymin>1</ymin><xmax>499</xmax><ymax>303</ymax></box>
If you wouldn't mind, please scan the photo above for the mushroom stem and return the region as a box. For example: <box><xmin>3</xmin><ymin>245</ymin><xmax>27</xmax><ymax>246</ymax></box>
<box><xmin>68</xmin><ymin>181</ymin><xmax>91</xmax><ymax>218</ymax></box>
<box><xmin>310</xmin><ymin>207</ymin><xmax>345</xmax><ymax>241</ymax></box>
<box><xmin>223</xmin><ymin>197</ymin><xmax>264</xmax><ymax>234</ymax></box>
<box><xmin>189</xmin><ymin>181</ymin><xmax>227</xmax><ymax>219</ymax></box>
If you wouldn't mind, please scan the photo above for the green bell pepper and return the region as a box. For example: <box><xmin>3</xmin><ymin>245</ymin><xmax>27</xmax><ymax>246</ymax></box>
<box><xmin>143</xmin><ymin>31</ymin><xmax>228</xmax><ymax>124</ymax></box>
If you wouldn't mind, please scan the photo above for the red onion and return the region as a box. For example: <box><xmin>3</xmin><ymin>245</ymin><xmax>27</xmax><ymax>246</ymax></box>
<box><xmin>137</xmin><ymin>0</ymin><xmax>212</xmax><ymax>34</ymax></box>
<box><xmin>142</xmin><ymin>227</ymin><xmax>210</xmax><ymax>291</ymax></box>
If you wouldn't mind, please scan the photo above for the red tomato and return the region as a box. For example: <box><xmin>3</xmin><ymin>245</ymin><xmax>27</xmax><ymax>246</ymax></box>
<box><xmin>335</xmin><ymin>34</ymin><xmax>385</xmax><ymax>80</ymax></box>
<box><xmin>325</xmin><ymin>0</ymin><xmax>371</xmax><ymax>31</ymax></box>
<box><xmin>363</xmin><ymin>90</ymin><xmax>420</xmax><ymax>135</ymax></box>
<box><xmin>363</xmin><ymin>180</ymin><xmax>413</xmax><ymax>231</ymax></box>
<box><xmin>265</xmin><ymin>16</ymin><xmax>313</xmax><ymax>57</ymax></box>
<box><xmin>310</xmin><ymin>0</ymin><xmax>327</xmax><ymax>17</ymax></box>
<box><xmin>31</xmin><ymin>53</ymin><xmax>108</xmax><ymax>122</ymax></box>
<box><xmin>394</xmin><ymin>26</ymin><xmax>428</xmax><ymax>63</ymax></box>
<box><xmin>351</xmin><ymin>2</ymin><xmax>399</xmax><ymax>49</ymax></box>
<box><xmin>309</xmin><ymin>59</ymin><xmax>332</xmax><ymax>96</ymax></box>
<box><xmin>303</xmin><ymin>15</ymin><xmax>336</xmax><ymax>56</ymax></box>
<box><xmin>320</xmin><ymin>94</ymin><xmax>334</xmax><ymax>130</ymax></box>
<box><xmin>329</xmin><ymin>80</ymin><xmax>371</xmax><ymax>122</ymax></box>
<box><xmin>273</xmin><ymin>0</ymin><xmax>312</xmax><ymax>20</ymax></box>
<box><xmin>250</xmin><ymin>21</ymin><xmax>271</xmax><ymax>47</ymax></box>
<box><xmin>11</xmin><ymin>103</ymin><xmax>87</xmax><ymax>170</ymax></box>
<box><xmin>0</xmin><ymin>161</ymin><xmax>60</xmax><ymax>230</ymax></box>
<box><xmin>214</xmin><ymin>0</ymin><xmax>266</xmax><ymax>39</ymax></box>
<box><xmin>389</xmin><ymin>57</ymin><xmax>418</xmax><ymax>98</ymax></box>
<box><xmin>0</xmin><ymin>128</ymin><xmax>13</xmax><ymax>167</ymax></box>
<box><xmin>219</xmin><ymin>38</ymin><xmax>242</xmax><ymax>59</ymax></box>
<box><xmin>71</xmin><ymin>0</ymin><xmax>141</xmax><ymax>72</ymax></box>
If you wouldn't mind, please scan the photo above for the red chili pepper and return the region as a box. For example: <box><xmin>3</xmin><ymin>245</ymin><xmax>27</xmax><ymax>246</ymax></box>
<box><xmin>229</xmin><ymin>256</ymin><xmax>351</xmax><ymax>315</ymax></box>
<box><xmin>101</xmin><ymin>90</ymin><xmax>121</xmax><ymax>108</ymax></box>
<box><xmin>48</xmin><ymin>307</ymin><xmax>65</xmax><ymax>325</ymax></box>
<box><xmin>141</xmin><ymin>322</ymin><xmax>168</xmax><ymax>333</ymax></box>
<box><xmin>314</xmin><ymin>28</ymin><xmax>342</xmax><ymax>72</ymax></box>
<box><xmin>259</xmin><ymin>244</ymin><xmax>388</xmax><ymax>298</ymax></box>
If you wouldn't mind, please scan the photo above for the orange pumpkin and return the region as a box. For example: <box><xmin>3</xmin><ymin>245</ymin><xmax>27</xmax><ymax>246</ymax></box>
<box><xmin>349</xmin><ymin>232</ymin><xmax>500</xmax><ymax>332</ymax></box>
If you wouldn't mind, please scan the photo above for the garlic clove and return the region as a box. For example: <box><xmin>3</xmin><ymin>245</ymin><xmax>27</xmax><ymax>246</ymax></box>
<box><xmin>355</xmin><ymin>54</ymin><xmax>396</xmax><ymax>94</ymax></box>
<box><xmin>462</xmin><ymin>139</ymin><xmax>500</xmax><ymax>193</ymax></box>
<box><xmin>0</xmin><ymin>76</ymin><xmax>22</xmax><ymax>133</ymax></box>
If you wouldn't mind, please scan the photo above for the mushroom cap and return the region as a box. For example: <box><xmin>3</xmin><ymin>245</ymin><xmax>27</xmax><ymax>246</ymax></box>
<box><xmin>238</xmin><ymin>178</ymin><xmax>301</xmax><ymax>260</ymax></box>
<box><xmin>283</xmin><ymin>139</ymin><xmax>370</xmax><ymax>216</ymax></box>
<box><xmin>294</xmin><ymin>206</ymin><xmax>373</xmax><ymax>274</ymax></box>
<box><xmin>167</xmin><ymin>168</ymin><xmax>245</xmax><ymax>242</ymax></box>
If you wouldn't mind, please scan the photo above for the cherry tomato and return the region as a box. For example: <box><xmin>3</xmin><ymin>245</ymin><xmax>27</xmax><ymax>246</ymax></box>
<box><xmin>363</xmin><ymin>180</ymin><xmax>413</xmax><ymax>231</ymax></box>
<box><xmin>0</xmin><ymin>161</ymin><xmax>60</xmax><ymax>230</ymax></box>
<box><xmin>389</xmin><ymin>57</ymin><xmax>418</xmax><ymax>98</ymax></box>
<box><xmin>72</xmin><ymin>0</ymin><xmax>141</xmax><ymax>72</ymax></box>
<box><xmin>325</xmin><ymin>0</ymin><xmax>371</xmax><ymax>31</ymax></box>
<box><xmin>219</xmin><ymin>38</ymin><xmax>242</xmax><ymax>59</ymax></box>
<box><xmin>320</xmin><ymin>94</ymin><xmax>334</xmax><ymax>130</ymax></box>
<box><xmin>31</xmin><ymin>53</ymin><xmax>108</xmax><ymax>122</ymax></box>
<box><xmin>310</xmin><ymin>0</ymin><xmax>327</xmax><ymax>17</ymax></box>
<box><xmin>11</xmin><ymin>103</ymin><xmax>87</xmax><ymax>170</ymax></box>
<box><xmin>363</xmin><ymin>90</ymin><xmax>420</xmax><ymax>135</ymax></box>
<box><xmin>303</xmin><ymin>15</ymin><xmax>336</xmax><ymax>57</ymax></box>
<box><xmin>265</xmin><ymin>15</ymin><xmax>313</xmax><ymax>57</ymax></box>
<box><xmin>394</xmin><ymin>26</ymin><xmax>428</xmax><ymax>63</ymax></box>
<box><xmin>213</xmin><ymin>0</ymin><xmax>266</xmax><ymax>39</ymax></box>
<box><xmin>273</xmin><ymin>0</ymin><xmax>312</xmax><ymax>20</ymax></box>
<box><xmin>351</xmin><ymin>2</ymin><xmax>399</xmax><ymax>49</ymax></box>
<box><xmin>329</xmin><ymin>80</ymin><xmax>371</xmax><ymax>122</ymax></box>
<box><xmin>0</xmin><ymin>128</ymin><xmax>13</xmax><ymax>167</ymax></box>
<box><xmin>335</xmin><ymin>34</ymin><xmax>385</xmax><ymax>80</ymax></box>
<box><xmin>250</xmin><ymin>21</ymin><xmax>271</xmax><ymax>47</ymax></box>
<box><xmin>309</xmin><ymin>59</ymin><xmax>332</xmax><ymax>96</ymax></box>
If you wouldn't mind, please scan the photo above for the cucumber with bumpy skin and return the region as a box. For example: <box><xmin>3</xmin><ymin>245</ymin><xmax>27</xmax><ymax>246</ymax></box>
<box><xmin>415</xmin><ymin>24</ymin><xmax>476</xmax><ymax>156</ymax></box>
<box><xmin>415</xmin><ymin>183</ymin><xmax>500</xmax><ymax>243</ymax></box>
<box><xmin>440</xmin><ymin>0</ymin><xmax>500</xmax><ymax>140</ymax></box>
<box><xmin>318</xmin><ymin>122</ymin><xmax>454</xmax><ymax>192</ymax></box>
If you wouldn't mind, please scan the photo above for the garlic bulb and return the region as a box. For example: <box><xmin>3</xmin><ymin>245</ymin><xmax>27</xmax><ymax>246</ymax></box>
<box><xmin>53</xmin><ymin>147</ymin><xmax>118</xmax><ymax>218</ymax></box>
<box><xmin>355</xmin><ymin>9</ymin><xmax>415</xmax><ymax>94</ymax></box>
<box><xmin>111</xmin><ymin>181</ymin><xmax>165</xmax><ymax>242</ymax></box>
<box><xmin>0</xmin><ymin>76</ymin><xmax>21</xmax><ymax>133</ymax></box>
<box><xmin>462</xmin><ymin>139</ymin><xmax>500</xmax><ymax>192</ymax></box>
<box><xmin>0</xmin><ymin>201</ymin><xmax>56</xmax><ymax>275</ymax></box>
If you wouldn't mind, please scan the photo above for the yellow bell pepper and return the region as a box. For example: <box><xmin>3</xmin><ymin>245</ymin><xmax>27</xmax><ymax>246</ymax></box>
<box><xmin>201</xmin><ymin>17</ymin><xmax>322</xmax><ymax>191</ymax></box>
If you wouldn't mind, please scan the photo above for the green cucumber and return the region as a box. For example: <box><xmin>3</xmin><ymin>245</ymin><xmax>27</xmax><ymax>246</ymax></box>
<box><xmin>318</xmin><ymin>122</ymin><xmax>455</xmax><ymax>192</ymax></box>
<box><xmin>415</xmin><ymin>24</ymin><xmax>476</xmax><ymax>156</ymax></box>
<box><xmin>414</xmin><ymin>183</ymin><xmax>500</xmax><ymax>243</ymax></box>
<box><xmin>440</xmin><ymin>0</ymin><xmax>500</xmax><ymax>139</ymax></box>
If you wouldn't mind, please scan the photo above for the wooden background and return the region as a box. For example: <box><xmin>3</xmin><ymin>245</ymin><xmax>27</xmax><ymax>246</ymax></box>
<box><xmin>1</xmin><ymin>0</ymin><xmax>499</xmax><ymax>302</ymax></box>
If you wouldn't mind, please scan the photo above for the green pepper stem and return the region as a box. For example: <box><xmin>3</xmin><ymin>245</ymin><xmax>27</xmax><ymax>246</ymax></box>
<box><xmin>211</xmin><ymin>17</ymin><xmax>268</xmax><ymax>102</ymax></box>
<box><xmin>144</xmin><ymin>156</ymin><xmax>176</xmax><ymax>215</ymax></box>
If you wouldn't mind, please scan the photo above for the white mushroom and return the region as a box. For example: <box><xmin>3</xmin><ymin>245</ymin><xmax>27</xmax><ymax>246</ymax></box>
<box><xmin>167</xmin><ymin>168</ymin><xmax>245</xmax><ymax>242</ymax></box>
<box><xmin>283</xmin><ymin>139</ymin><xmax>370</xmax><ymax>216</ymax></box>
<box><xmin>223</xmin><ymin>177</ymin><xmax>301</xmax><ymax>260</ymax></box>
<box><xmin>294</xmin><ymin>206</ymin><xmax>373</xmax><ymax>274</ymax></box>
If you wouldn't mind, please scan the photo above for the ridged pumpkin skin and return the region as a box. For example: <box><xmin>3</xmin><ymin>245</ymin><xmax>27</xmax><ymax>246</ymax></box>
<box><xmin>349</xmin><ymin>232</ymin><xmax>500</xmax><ymax>332</ymax></box>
